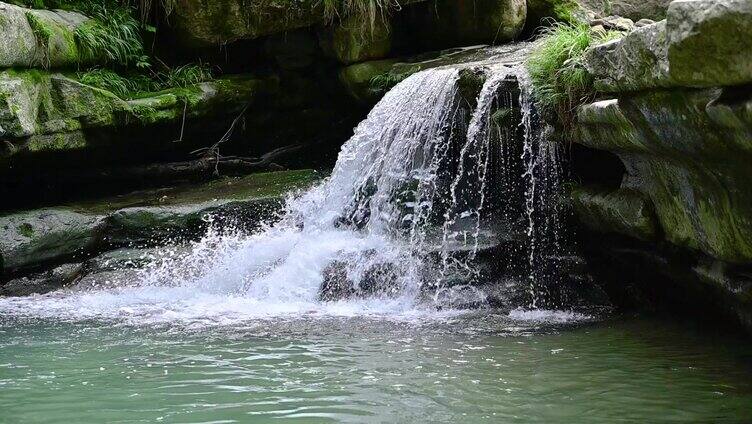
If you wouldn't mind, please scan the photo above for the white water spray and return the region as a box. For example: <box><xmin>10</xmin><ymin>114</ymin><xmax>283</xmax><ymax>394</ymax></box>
<box><xmin>0</xmin><ymin>59</ymin><xmax>568</xmax><ymax>323</ymax></box>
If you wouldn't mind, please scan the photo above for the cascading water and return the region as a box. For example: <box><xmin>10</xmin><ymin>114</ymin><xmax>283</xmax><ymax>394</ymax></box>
<box><xmin>0</xmin><ymin>58</ymin><xmax>571</xmax><ymax>323</ymax></box>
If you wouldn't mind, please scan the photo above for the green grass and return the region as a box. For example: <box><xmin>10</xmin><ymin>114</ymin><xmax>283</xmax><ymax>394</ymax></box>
<box><xmin>74</xmin><ymin>2</ymin><xmax>144</xmax><ymax>66</ymax></box>
<box><xmin>77</xmin><ymin>64</ymin><xmax>213</xmax><ymax>99</ymax></box>
<box><xmin>526</xmin><ymin>23</ymin><xmax>622</xmax><ymax>122</ymax></box>
<box><xmin>369</xmin><ymin>67</ymin><xmax>417</xmax><ymax>94</ymax></box>
<box><xmin>160</xmin><ymin>64</ymin><xmax>213</xmax><ymax>89</ymax></box>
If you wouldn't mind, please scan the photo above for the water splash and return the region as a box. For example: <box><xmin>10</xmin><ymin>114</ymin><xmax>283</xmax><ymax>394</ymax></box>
<box><xmin>0</xmin><ymin>63</ymin><xmax>570</xmax><ymax>324</ymax></box>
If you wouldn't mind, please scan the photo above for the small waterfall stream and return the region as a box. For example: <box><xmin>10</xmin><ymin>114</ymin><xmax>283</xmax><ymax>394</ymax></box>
<box><xmin>0</xmin><ymin>58</ymin><xmax>570</xmax><ymax>322</ymax></box>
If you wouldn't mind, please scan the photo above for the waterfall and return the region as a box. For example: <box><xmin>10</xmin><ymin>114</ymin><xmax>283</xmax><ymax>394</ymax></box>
<box><xmin>0</xmin><ymin>61</ymin><xmax>569</xmax><ymax>323</ymax></box>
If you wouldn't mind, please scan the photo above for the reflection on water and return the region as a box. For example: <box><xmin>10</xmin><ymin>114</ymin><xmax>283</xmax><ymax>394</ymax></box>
<box><xmin>1</xmin><ymin>313</ymin><xmax>751</xmax><ymax>423</ymax></box>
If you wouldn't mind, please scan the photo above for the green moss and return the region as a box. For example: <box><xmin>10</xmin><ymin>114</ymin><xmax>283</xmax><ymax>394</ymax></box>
<box><xmin>25</xmin><ymin>11</ymin><xmax>53</xmax><ymax>67</ymax></box>
<box><xmin>68</xmin><ymin>170</ymin><xmax>322</xmax><ymax>214</ymax></box>
<box><xmin>17</xmin><ymin>223</ymin><xmax>34</xmax><ymax>238</ymax></box>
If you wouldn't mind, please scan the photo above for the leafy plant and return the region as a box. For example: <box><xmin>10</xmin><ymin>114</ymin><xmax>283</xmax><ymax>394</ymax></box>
<box><xmin>526</xmin><ymin>23</ymin><xmax>622</xmax><ymax>124</ymax></box>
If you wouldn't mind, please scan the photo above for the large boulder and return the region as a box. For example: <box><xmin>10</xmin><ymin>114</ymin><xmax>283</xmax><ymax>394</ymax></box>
<box><xmin>575</xmin><ymin>88</ymin><xmax>752</xmax><ymax>263</ymax></box>
<box><xmin>0</xmin><ymin>209</ymin><xmax>103</xmax><ymax>273</ymax></box>
<box><xmin>0</xmin><ymin>2</ymin><xmax>100</xmax><ymax>68</ymax></box>
<box><xmin>584</xmin><ymin>0</ymin><xmax>752</xmax><ymax>93</ymax></box>
<box><xmin>170</xmin><ymin>0</ymin><xmax>425</xmax><ymax>48</ymax></box>
<box><xmin>400</xmin><ymin>0</ymin><xmax>526</xmax><ymax>50</ymax></box>
<box><xmin>666</xmin><ymin>0</ymin><xmax>752</xmax><ymax>87</ymax></box>
<box><xmin>584</xmin><ymin>21</ymin><xmax>673</xmax><ymax>92</ymax></box>
<box><xmin>318</xmin><ymin>15</ymin><xmax>392</xmax><ymax>64</ymax></box>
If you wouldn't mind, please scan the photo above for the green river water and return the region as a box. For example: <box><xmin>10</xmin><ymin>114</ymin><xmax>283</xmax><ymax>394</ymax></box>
<box><xmin>1</xmin><ymin>312</ymin><xmax>751</xmax><ymax>423</ymax></box>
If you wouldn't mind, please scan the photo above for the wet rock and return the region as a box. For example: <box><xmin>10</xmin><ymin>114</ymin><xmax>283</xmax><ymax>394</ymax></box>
<box><xmin>319</xmin><ymin>259</ymin><xmax>403</xmax><ymax>301</ymax></box>
<box><xmin>667</xmin><ymin>0</ymin><xmax>752</xmax><ymax>87</ymax></box>
<box><xmin>83</xmin><ymin>247</ymin><xmax>156</xmax><ymax>274</ymax></box>
<box><xmin>1</xmin><ymin>171</ymin><xmax>317</xmax><ymax>275</ymax></box>
<box><xmin>359</xmin><ymin>262</ymin><xmax>401</xmax><ymax>297</ymax></box>
<box><xmin>0</xmin><ymin>209</ymin><xmax>103</xmax><ymax>273</ymax></box>
<box><xmin>571</xmin><ymin>187</ymin><xmax>659</xmax><ymax>241</ymax></box>
<box><xmin>319</xmin><ymin>15</ymin><xmax>392</xmax><ymax>65</ymax></box>
<box><xmin>400</xmin><ymin>0</ymin><xmax>526</xmax><ymax>51</ymax></box>
<box><xmin>575</xmin><ymin>88</ymin><xmax>752</xmax><ymax>263</ymax></box>
<box><xmin>0</xmin><ymin>263</ymin><xmax>82</xmax><ymax>296</ymax></box>
<box><xmin>319</xmin><ymin>260</ymin><xmax>355</xmax><ymax>301</ymax></box>
<box><xmin>102</xmin><ymin>197</ymin><xmax>283</xmax><ymax>247</ymax></box>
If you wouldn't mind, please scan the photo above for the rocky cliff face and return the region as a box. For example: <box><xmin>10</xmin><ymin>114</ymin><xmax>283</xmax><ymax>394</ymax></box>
<box><xmin>570</xmin><ymin>0</ymin><xmax>752</xmax><ymax>332</ymax></box>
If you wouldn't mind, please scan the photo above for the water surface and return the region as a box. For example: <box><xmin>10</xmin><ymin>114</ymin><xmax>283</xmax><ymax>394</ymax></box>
<box><xmin>1</xmin><ymin>312</ymin><xmax>750</xmax><ymax>423</ymax></box>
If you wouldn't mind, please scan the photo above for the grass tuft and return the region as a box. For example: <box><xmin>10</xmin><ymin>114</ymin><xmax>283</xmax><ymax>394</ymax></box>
<box><xmin>78</xmin><ymin>64</ymin><xmax>213</xmax><ymax>99</ymax></box>
<box><xmin>526</xmin><ymin>23</ymin><xmax>622</xmax><ymax>124</ymax></box>
<box><xmin>74</xmin><ymin>2</ymin><xmax>144</xmax><ymax>66</ymax></box>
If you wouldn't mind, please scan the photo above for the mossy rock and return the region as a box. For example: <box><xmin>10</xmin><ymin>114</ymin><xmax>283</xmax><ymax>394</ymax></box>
<box><xmin>571</xmin><ymin>186</ymin><xmax>659</xmax><ymax>241</ymax></box>
<box><xmin>667</xmin><ymin>0</ymin><xmax>752</xmax><ymax>87</ymax></box>
<box><xmin>338</xmin><ymin>59</ymin><xmax>399</xmax><ymax>103</ymax></box>
<box><xmin>583</xmin><ymin>21</ymin><xmax>673</xmax><ymax>93</ymax></box>
<box><xmin>0</xmin><ymin>208</ymin><xmax>104</xmax><ymax>272</ymax></box>
<box><xmin>0</xmin><ymin>70</ymin><xmax>270</xmax><ymax>160</ymax></box>
<box><xmin>400</xmin><ymin>0</ymin><xmax>526</xmax><ymax>51</ymax></box>
<box><xmin>0</xmin><ymin>170</ymin><xmax>320</xmax><ymax>274</ymax></box>
<box><xmin>318</xmin><ymin>14</ymin><xmax>392</xmax><ymax>65</ymax></box>
<box><xmin>575</xmin><ymin>88</ymin><xmax>752</xmax><ymax>263</ymax></box>
<box><xmin>0</xmin><ymin>2</ymin><xmax>101</xmax><ymax>68</ymax></box>
<box><xmin>170</xmin><ymin>0</ymin><xmax>427</xmax><ymax>48</ymax></box>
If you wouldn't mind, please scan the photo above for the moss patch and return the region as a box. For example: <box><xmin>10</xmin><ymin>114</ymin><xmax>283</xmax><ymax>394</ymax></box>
<box><xmin>17</xmin><ymin>223</ymin><xmax>34</xmax><ymax>238</ymax></box>
<box><xmin>67</xmin><ymin>170</ymin><xmax>322</xmax><ymax>214</ymax></box>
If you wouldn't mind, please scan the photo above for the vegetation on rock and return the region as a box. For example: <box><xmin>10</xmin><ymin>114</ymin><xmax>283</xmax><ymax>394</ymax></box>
<box><xmin>526</xmin><ymin>23</ymin><xmax>621</xmax><ymax>123</ymax></box>
<box><xmin>321</xmin><ymin>0</ymin><xmax>395</xmax><ymax>38</ymax></box>
<box><xmin>74</xmin><ymin>2</ymin><xmax>144</xmax><ymax>66</ymax></box>
<box><xmin>77</xmin><ymin>64</ymin><xmax>213</xmax><ymax>99</ymax></box>
<box><xmin>25</xmin><ymin>11</ymin><xmax>53</xmax><ymax>67</ymax></box>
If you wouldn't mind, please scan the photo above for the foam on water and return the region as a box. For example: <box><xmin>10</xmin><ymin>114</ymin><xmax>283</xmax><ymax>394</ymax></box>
<box><xmin>0</xmin><ymin>66</ymin><xmax>583</xmax><ymax>327</ymax></box>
